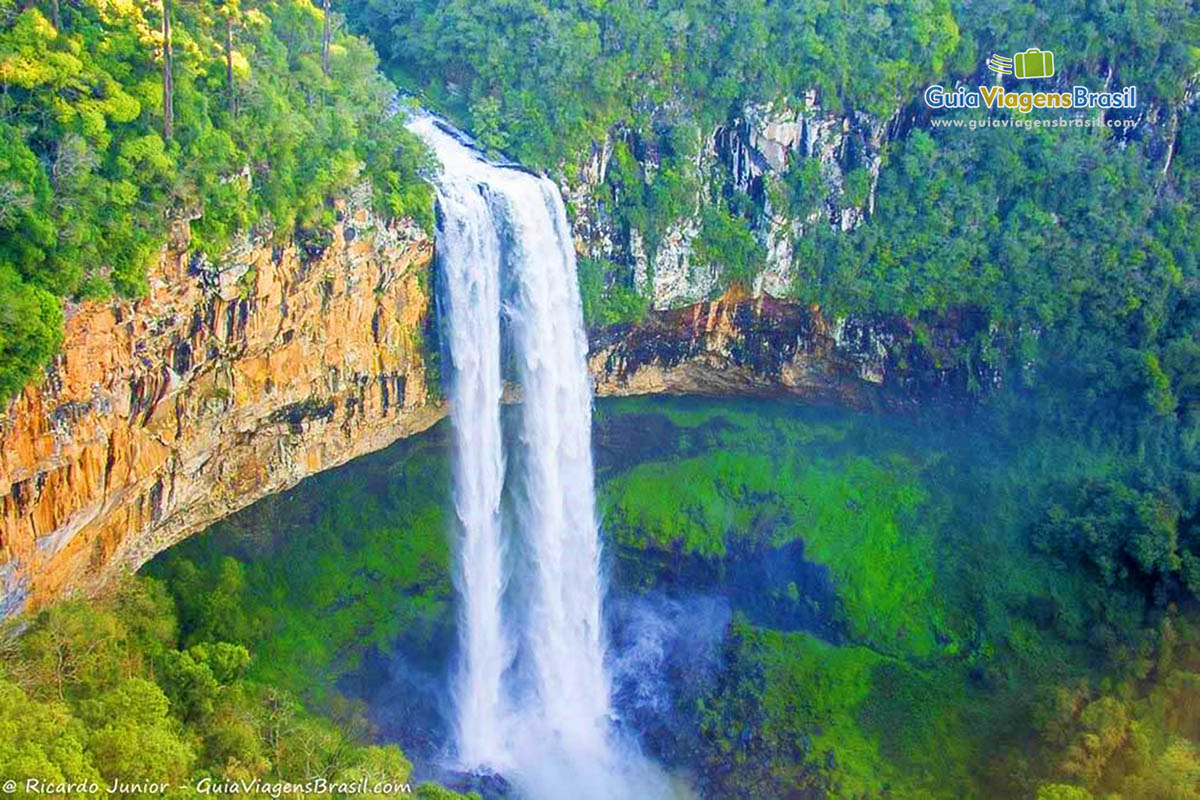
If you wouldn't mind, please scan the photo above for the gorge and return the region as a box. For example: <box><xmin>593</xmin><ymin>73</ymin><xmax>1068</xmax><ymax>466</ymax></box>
<box><xmin>2</xmin><ymin>0</ymin><xmax>1199</xmax><ymax>797</ymax></box>
<box><xmin>0</xmin><ymin>164</ymin><xmax>966</xmax><ymax>621</ymax></box>
<box><xmin>0</xmin><ymin>107</ymin><xmax>992</xmax><ymax>797</ymax></box>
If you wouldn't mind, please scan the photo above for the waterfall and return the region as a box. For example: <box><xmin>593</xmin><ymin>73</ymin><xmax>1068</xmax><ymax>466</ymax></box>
<box><xmin>418</xmin><ymin>116</ymin><xmax>510</xmax><ymax>770</ymax></box>
<box><xmin>409</xmin><ymin>116</ymin><xmax>669</xmax><ymax>799</ymax></box>
<box><xmin>506</xmin><ymin>179</ymin><xmax>611</xmax><ymax>739</ymax></box>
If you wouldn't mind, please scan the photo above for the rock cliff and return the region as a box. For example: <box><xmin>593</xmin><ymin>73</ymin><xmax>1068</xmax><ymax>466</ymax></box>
<box><xmin>565</xmin><ymin>96</ymin><xmax>888</xmax><ymax>310</ymax></box>
<box><xmin>0</xmin><ymin>142</ymin><xmax>1006</xmax><ymax>617</ymax></box>
<box><xmin>563</xmin><ymin>76</ymin><xmax>1182</xmax><ymax>315</ymax></box>
<box><xmin>0</xmin><ymin>188</ymin><xmax>441</xmax><ymax>617</ymax></box>
<box><xmin>590</xmin><ymin>293</ymin><xmax>998</xmax><ymax>410</ymax></box>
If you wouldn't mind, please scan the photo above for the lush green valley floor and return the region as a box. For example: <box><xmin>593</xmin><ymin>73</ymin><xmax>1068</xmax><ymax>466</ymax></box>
<box><xmin>113</xmin><ymin>399</ymin><xmax>1200</xmax><ymax>797</ymax></box>
<box><xmin>7</xmin><ymin>398</ymin><xmax>1197</xmax><ymax>798</ymax></box>
<box><xmin>592</xmin><ymin>398</ymin><xmax>1183</xmax><ymax>799</ymax></box>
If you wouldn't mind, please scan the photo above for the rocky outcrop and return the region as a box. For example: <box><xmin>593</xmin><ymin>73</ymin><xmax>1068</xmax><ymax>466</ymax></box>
<box><xmin>566</xmin><ymin>96</ymin><xmax>888</xmax><ymax>310</ymax></box>
<box><xmin>590</xmin><ymin>293</ymin><xmax>1000</xmax><ymax>411</ymax></box>
<box><xmin>566</xmin><ymin>71</ymin><xmax>1189</xmax><ymax>314</ymax></box>
<box><xmin>0</xmin><ymin>114</ymin><xmax>1004</xmax><ymax>618</ymax></box>
<box><xmin>0</xmin><ymin>188</ymin><xmax>441</xmax><ymax>617</ymax></box>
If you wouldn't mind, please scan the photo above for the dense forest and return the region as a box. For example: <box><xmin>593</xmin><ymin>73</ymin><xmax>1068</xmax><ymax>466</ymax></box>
<box><xmin>593</xmin><ymin>399</ymin><xmax>1200</xmax><ymax>799</ymax></box>
<box><xmin>0</xmin><ymin>0</ymin><xmax>432</xmax><ymax>402</ymax></box>
<box><xmin>0</xmin><ymin>575</ymin><xmax>474</xmax><ymax>799</ymax></box>
<box><xmin>3</xmin><ymin>0</ymin><xmax>1200</xmax><ymax>797</ymax></box>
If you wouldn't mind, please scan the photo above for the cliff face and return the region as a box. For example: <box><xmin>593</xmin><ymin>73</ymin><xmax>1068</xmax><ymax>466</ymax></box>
<box><xmin>0</xmin><ymin>250</ymin><xmax>981</xmax><ymax>617</ymax></box>
<box><xmin>564</xmin><ymin>96</ymin><xmax>889</xmax><ymax>310</ymax></box>
<box><xmin>0</xmin><ymin>189</ymin><xmax>441</xmax><ymax>617</ymax></box>
<box><xmin>590</xmin><ymin>293</ymin><xmax>999</xmax><ymax>410</ymax></box>
<box><xmin>564</xmin><ymin>80</ymin><xmax>1181</xmax><ymax>314</ymax></box>
<box><xmin>0</xmin><ymin>138</ymin><xmax>1003</xmax><ymax>617</ymax></box>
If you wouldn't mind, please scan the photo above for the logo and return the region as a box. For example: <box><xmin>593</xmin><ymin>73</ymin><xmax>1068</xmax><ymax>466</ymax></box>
<box><xmin>1013</xmin><ymin>48</ymin><xmax>1054</xmax><ymax>79</ymax></box>
<box><xmin>988</xmin><ymin>48</ymin><xmax>1055</xmax><ymax>79</ymax></box>
<box><xmin>925</xmin><ymin>47</ymin><xmax>1135</xmax><ymax>117</ymax></box>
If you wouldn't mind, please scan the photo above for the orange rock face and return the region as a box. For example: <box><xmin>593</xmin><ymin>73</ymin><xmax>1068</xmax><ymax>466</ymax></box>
<box><xmin>0</xmin><ymin>191</ymin><xmax>443</xmax><ymax>615</ymax></box>
<box><xmin>0</xmin><ymin>198</ymin><xmax>995</xmax><ymax>617</ymax></box>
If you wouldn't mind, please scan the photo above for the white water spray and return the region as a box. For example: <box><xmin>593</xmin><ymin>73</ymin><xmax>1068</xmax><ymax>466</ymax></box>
<box><xmin>409</xmin><ymin>116</ymin><xmax>672</xmax><ymax>799</ymax></box>
<box><xmin>415</xmin><ymin>117</ymin><xmax>509</xmax><ymax>770</ymax></box>
<box><xmin>506</xmin><ymin>178</ymin><xmax>610</xmax><ymax>736</ymax></box>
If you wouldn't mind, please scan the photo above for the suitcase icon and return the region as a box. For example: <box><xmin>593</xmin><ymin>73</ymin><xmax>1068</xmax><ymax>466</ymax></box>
<box><xmin>1013</xmin><ymin>48</ymin><xmax>1055</xmax><ymax>79</ymax></box>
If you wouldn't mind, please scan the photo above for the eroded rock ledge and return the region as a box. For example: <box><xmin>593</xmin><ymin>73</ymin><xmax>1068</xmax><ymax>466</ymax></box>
<box><xmin>589</xmin><ymin>294</ymin><xmax>999</xmax><ymax>411</ymax></box>
<box><xmin>0</xmin><ymin>191</ymin><xmax>441</xmax><ymax>616</ymax></box>
<box><xmin>0</xmin><ymin>226</ymin><xmax>998</xmax><ymax>616</ymax></box>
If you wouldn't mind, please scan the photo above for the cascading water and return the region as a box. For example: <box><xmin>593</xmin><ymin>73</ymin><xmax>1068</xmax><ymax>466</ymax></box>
<box><xmin>409</xmin><ymin>116</ymin><xmax>672</xmax><ymax>799</ymax></box>
<box><xmin>506</xmin><ymin>179</ymin><xmax>610</xmax><ymax>742</ymax></box>
<box><xmin>419</xmin><ymin>119</ymin><xmax>510</xmax><ymax>770</ymax></box>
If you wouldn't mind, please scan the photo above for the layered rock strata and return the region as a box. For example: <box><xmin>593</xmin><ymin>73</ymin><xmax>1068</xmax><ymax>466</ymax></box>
<box><xmin>0</xmin><ymin>192</ymin><xmax>439</xmax><ymax>616</ymax></box>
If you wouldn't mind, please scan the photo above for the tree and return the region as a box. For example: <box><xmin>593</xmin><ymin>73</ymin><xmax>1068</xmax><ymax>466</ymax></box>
<box><xmin>332</xmin><ymin>745</ymin><xmax>413</xmax><ymax>796</ymax></box>
<box><xmin>79</xmin><ymin>679</ymin><xmax>195</xmax><ymax>786</ymax></box>
<box><xmin>159</xmin><ymin>650</ymin><xmax>221</xmax><ymax>721</ymax></box>
<box><xmin>222</xmin><ymin>0</ymin><xmax>239</xmax><ymax>118</ymax></box>
<box><xmin>321</xmin><ymin>0</ymin><xmax>331</xmax><ymax>76</ymax></box>
<box><xmin>0</xmin><ymin>679</ymin><xmax>100</xmax><ymax>798</ymax></box>
<box><xmin>14</xmin><ymin>601</ymin><xmax>127</xmax><ymax>701</ymax></box>
<box><xmin>161</xmin><ymin>0</ymin><xmax>174</xmax><ymax>140</ymax></box>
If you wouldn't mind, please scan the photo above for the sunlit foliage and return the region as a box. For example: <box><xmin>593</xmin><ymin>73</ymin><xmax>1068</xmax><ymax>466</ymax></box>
<box><xmin>0</xmin><ymin>0</ymin><xmax>432</xmax><ymax>403</ymax></box>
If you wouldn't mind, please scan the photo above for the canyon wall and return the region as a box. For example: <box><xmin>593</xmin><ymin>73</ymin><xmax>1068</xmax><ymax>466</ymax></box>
<box><xmin>563</xmin><ymin>76</ymin><xmax>1180</xmax><ymax>315</ymax></box>
<box><xmin>0</xmin><ymin>184</ymin><xmax>994</xmax><ymax>617</ymax></box>
<box><xmin>590</xmin><ymin>294</ymin><xmax>996</xmax><ymax>410</ymax></box>
<box><xmin>0</xmin><ymin>187</ymin><xmax>441</xmax><ymax>617</ymax></box>
<box><xmin>563</xmin><ymin>95</ymin><xmax>895</xmax><ymax>311</ymax></box>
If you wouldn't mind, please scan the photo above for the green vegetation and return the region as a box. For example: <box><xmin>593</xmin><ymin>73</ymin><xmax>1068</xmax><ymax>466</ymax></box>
<box><xmin>692</xmin><ymin>204</ymin><xmax>764</xmax><ymax>289</ymax></box>
<box><xmin>0</xmin><ymin>577</ymin><xmax>473</xmax><ymax>799</ymax></box>
<box><xmin>692</xmin><ymin>621</ymin><xmax>972</xmax><ymax>799</ymax></box>
<box><xmin>988</xmin><ymin>613</ymin><xmax>1200</xmax><ymax>799</ymax></box>
<box><xmin>795</xmin><ymin>118</ymin><xmax>1197</xmax><ymax>433</ymax></box>
<box><xmin>689</xmin><ymin>610</ymin><xmax>1200</xmax><ymax>800</ymax></box>
<box><xmin>604</xmin><ymin>444</ymin><xmax>941</xmax><ymax>657</ymax></box>
<box><xmin>0</xmin><ymin>0</ymin><xmax>432</xmax><ymax>403</ymax></box>
<box><xmin>146</xmin><ymin>428</ymin><xmax>454</xmax><ymax>700</ymax></box>
<box><xmin>348</xmin><ymin>0</ymin><xmax>1198</xmax><ymax>338</ymax></box>
<box><xmin>596</xmin><ymin>397</ymin><xmax>1200</xmax><ymax>798</ymax></box>
<box><xmin>577</xmin><ymin>256</ymin><xmax>647</xmax><ymax>328</ymax></box>
<box><xmin>607</xmin><ymin>133</ymin><xmax>702</xmax><ymax>255</ymax></box>
<box><xmin>347</xmin><ymin>0</ymin><xmax>959</xmax><ymax>170</ymax></box>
